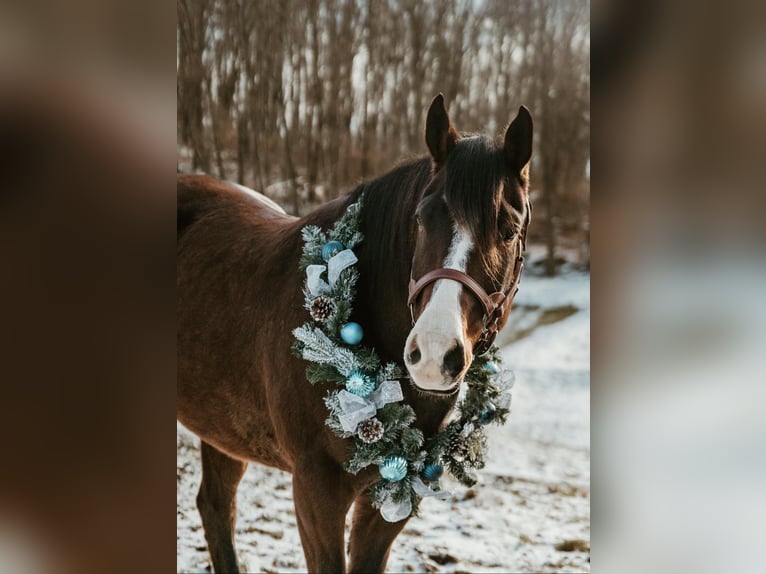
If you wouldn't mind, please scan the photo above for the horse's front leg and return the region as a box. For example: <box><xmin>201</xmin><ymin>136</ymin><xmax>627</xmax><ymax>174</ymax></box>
<box><xmin>347</xmin><ymin>492</ymin><xmax>410</xmax><ymax>574</ymax></box>
<box><xmin>196</xmin><ymin>441</ymin><xmax>248</xmax><ymax>573</ymax></box>
<box><xmin>292</xmin><ymin>457</ymin><xmax>356</xmax><ymax>573</ymax></box>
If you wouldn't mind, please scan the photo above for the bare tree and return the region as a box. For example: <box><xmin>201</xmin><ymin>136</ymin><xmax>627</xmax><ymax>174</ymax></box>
<box><xmin>177</xmin><ymin>0</ymin><xmax>590</xmax><ymax>271</ymax></box>
<box><xmin>177</xmin><ymin>0</ymin><xmax>211</xmax><ymax>172</ymax></box>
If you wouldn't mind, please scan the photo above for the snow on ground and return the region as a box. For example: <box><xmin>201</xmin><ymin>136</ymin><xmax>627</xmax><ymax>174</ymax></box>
<box><xmin>177</xmin><ymin>271</ymin><xmax>590</xmax><ymax>573</ymax></box>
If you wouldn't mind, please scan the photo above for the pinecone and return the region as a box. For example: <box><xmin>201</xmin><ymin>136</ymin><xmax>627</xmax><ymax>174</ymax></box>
<box><xmin>357</xmin><ymin>418</ymin><xmax>384</xmax><ymax>444</ymax></box>
<box><xmin>310</xmin><ymin>297</ymin><xmax>335</xmax><ymax>321</ymax></box>
<box><xmin>446</xmin><ymin>434</ymin><xmax>469</xmax><ymax>462</ymax></box>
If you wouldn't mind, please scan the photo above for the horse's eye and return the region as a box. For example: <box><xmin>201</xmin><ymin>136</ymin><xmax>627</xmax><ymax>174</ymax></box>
<box><xmin>416</xmin><ymin>215</ymin><xmax>423</xmax><ymax>229</ymax></box>
<box><xmin>503</xmin><ymin>228</ymin><xmax>516</xmax><ymax>242</ymax></box>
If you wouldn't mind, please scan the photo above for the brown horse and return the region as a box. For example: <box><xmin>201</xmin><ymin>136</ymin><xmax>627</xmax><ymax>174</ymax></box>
<box><xmin>177</xmin><ymin>94</ymin><xmax>533</xmax><ymax>573</ymax></box>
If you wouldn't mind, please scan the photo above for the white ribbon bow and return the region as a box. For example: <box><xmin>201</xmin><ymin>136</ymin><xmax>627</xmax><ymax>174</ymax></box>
<box><xmin>336</xmin><ymin>380</ymin><xmax>403</xmax><ymax>433</ymax></box>
<box><xmin>306</xmin><ymin>249</ymin><xmax>358</xmax><ymax>296</ymax></box>
<box><xmin>412</xmin><ymin>476</ymin><xmax>451</xmax><ymax>500</ymax></box>
<box><xmin>494</xmin><ymin>367</ymin><xmax>515</xmax><ymax>409</ymax></box>
<box><xmin>380</xmin><ymin>495</ymin><xmax>412</xmax><ymax>523</ymax></box>
<box><xmin>379</xmin><ymin>477</ymin><xmax>451</xmax><ymax>522</ymax></box>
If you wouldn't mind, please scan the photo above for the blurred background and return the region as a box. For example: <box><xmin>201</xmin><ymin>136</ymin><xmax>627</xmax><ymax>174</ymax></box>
<box><xmin>177</xmin><ymin>0</ymin><xmax>590</xmax><ymax>275</ymax></box>
<box><xmin>592</xmin><ymin>1</ymin><xmax>766</xmax><ymax>573</ymax></box>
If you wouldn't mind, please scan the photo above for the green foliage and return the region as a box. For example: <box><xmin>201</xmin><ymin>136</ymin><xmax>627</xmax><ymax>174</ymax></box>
<box><xmin>298</xmin><ymin>225</ymin><xmax>327</xmax><ymax>269</ymax></box>
<box><xmin>400</xmin><ymin>427</ymin><xmax>424</xmax><ymax>453</ymax></box>
<box><xmin>306</xmin><ymin>363</ymin><xmax>344</xmax><ymax>385</ymax></box>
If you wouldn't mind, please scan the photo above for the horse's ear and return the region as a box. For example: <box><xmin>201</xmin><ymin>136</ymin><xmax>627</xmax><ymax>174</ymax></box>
<box><xmin>425</xmin><ymin>93</ymin><xmax>459</xmax><ymax>165</ymax></box>
<box><xmin>504</xmin><ymin>105</ymin><xmax>533</xmax><ymax>175</ymax></box>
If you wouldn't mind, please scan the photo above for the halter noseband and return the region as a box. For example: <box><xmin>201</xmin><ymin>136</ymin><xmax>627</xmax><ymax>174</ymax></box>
<box><xmin>407</xmin><ymin>243</ymin><xmax>525</xmax><ymax>356</ymax></box>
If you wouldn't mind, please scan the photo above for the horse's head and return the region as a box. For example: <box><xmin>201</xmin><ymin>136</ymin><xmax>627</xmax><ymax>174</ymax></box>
<box><xmin>404</xmin><ymin>94</ymin><xmax>533</xmax><ymax>394</ymax></box>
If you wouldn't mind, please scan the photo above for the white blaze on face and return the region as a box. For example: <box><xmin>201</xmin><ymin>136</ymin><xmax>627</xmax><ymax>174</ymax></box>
<box><xmin>404</xmin><ymin>225</ymin><xmax>473</xmax><ymax>390</ymax></box>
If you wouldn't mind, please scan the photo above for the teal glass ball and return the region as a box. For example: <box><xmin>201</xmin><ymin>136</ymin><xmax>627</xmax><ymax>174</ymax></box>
<box><xmin>484</xmin><ymin>361</ymin><xmax>499</xmax><ymax>375</ymax></box>
<box><xmin>322</xmin><ymin>240</ymin><xmax>345</xmax><ymax>261</ymax></box>
<box><xmin>379</xmin><ymin>456</ymin><xmax>408</xmax><ymax>482</ymax></box>
<box><xmin>345</xmin><ymin>371</ymin><xmax>375</xmax><ymax>397</ymax></box>
<box><xmin>477</xmin><ymin>402</ymin><xmax>497</xmax><ymax>425</ymax></box>
<box><xmin>340</xmin><ymin>322</ymin><xmax>363</xmax><ymax>345</ymax></box>
<box><xmin>422</xmin><ymin>463</ymin><xmax>444</xmax><ymax>482</ymax></box>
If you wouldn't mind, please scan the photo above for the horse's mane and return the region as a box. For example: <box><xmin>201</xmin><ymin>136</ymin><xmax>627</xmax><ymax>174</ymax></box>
<box><xmin>444</xmin><ymin>136</ymin><xmax>504</xmax><ymax>253</ymax></box>
<box><xmin>443</xmin><ymin>135</ymin><xmax>515</xmax><ymax>283</ymax></box>
<box><xmin>348</xmin><ymin>156</ymin><xmax>433</xmax><ymax>293</ymax></box>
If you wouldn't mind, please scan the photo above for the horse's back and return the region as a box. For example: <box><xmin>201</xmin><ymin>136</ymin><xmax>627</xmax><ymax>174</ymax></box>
<box><xmin>178</xmin><ymin>174</ymin><xmax>293</xmax><ymax>240</ymax></box>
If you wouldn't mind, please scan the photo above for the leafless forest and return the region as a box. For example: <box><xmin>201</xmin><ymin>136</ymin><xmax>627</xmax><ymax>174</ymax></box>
<box><xmin>177</xmin><ymin>0</ymin><xmax>589</xmax><ymax>274</ymax></box>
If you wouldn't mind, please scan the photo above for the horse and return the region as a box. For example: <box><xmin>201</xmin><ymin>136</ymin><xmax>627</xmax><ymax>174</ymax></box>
<box><xmin>177</xmin><ymin>94</ymin><xmax>533</xmax><ymax>573</ymax></box>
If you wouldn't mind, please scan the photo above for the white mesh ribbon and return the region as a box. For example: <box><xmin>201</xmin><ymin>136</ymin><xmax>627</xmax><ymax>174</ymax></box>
<box><xmin>327</xmin><ymin>249</ymin><xmax>357</xmax><ymax>285</ymax></box>
<box><xmin>379</xmin><ymin>474</ymin><xmax>451</xmax><ymax>523</ymax></box>
<box><xmin>494</xmin><ymin>367</ymin><xmax>515</xmax><ymax>410</ymax></box>
<box><xmin>411</xmin><ymin>477</ymin><xmax>451</xmax><ymax>500</ymax></box>
<box><xmin>306</xmin><ymin>249</ymin><xmax>358</xmax><ymax>296</ymax></box>
<box><xmin>370</xmin><ymin>380</ymin><xmax>403</xmax><ymax>407</ymax></box>
<box><xmin>380</xmin><ymin>495</ymin><xmax>412</xmax><ymax>523</ymax></box>
<box><xmin>337</xmin><ymin>390</ymin><xmax>377</xmax><ymax>433</ymax></box>
<box><xmin>306</xmin><ymin>265</ymin><xmax>330</xmax><ymax>296</ymax></box>
<box><xmin>336</xmin><ymin>380</ymin><xmax>403</xmax><ymax>433</ymax></box>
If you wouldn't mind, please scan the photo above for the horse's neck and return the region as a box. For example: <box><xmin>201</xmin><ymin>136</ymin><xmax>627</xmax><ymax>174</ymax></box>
<box><xmin>301</xmin><ymin>160</ymin><xmax>458</xmax><ymax>435</ymax></box>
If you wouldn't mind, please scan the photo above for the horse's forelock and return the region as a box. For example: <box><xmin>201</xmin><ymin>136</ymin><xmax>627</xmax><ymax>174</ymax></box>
<box><xmin>444</xmin><ymin>136</ymin><xmax>506</xmax><ymax>282</ymax></box>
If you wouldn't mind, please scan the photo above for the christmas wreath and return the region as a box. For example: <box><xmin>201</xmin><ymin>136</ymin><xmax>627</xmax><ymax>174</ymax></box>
<box><xmin>292</xmin><ymin>195</ymin><xmax>515</xmax><ymax>522</ymax></box>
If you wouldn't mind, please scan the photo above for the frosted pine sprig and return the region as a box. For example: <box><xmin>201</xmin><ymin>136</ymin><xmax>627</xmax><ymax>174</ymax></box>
<box><xmin>293</xmin><ymin>325</ymin><xmax>360</xmax><ymax>376</ymax></box>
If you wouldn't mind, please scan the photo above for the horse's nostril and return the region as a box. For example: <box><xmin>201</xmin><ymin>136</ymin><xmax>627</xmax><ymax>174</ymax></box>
<box><xmin>442</xmin><ymin>342</ymin><xmax>465</xmax><ymax>378</ymax></box>
<box><xmin>408</xmin><ymin>346</ymin><xmax>421</xmax><ymax>365</ymax></box>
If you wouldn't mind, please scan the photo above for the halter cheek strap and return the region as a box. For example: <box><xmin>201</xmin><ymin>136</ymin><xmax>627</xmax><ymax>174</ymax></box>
<box><xmin>407</xmin><ymin>247</ymin><xmax>525</xmax><ymax>356</ymax></box>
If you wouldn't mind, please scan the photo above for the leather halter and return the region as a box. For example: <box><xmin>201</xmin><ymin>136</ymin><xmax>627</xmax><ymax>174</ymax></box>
<box><xmin>407</xmin><ymin>243</ymin><xmax>525</xmax><ymax>356</ymax></box>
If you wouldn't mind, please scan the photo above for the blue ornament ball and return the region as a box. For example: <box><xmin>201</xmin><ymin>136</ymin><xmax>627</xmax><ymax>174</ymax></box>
<box><xmin>345</xmin><ymin>371</ymin><xmax>375</xmax><ymax>397</ymax></box>
<box><xmin>422</xmin><ymin>463</ymin><xmax>444</xmax><ymax>482</ymax></box>
<box><xmin>379</xmin><ymin>456</ymin><xmax>408</xmax><ymax>482</ymax></box>
<box><xmin>477</xmin><ymin>402</ymin><xmax>497</xmax><ymax>425</ymax></box>
<box><xmin>340</xmin><ymin>322</ymin><xmax>364</xmax><ymax>345</ymax></box>
<box><xmin>484</xmin><ymin>361</ymin><xmax>499</xmax><ymax>375</ymax></box>
<box><xmin>322</xmin><ymin>240</ymin><xmax>345</xmax><ymax>261</ymax></box>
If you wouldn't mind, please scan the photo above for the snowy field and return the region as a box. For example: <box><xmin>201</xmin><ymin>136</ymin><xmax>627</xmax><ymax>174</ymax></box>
<box><xmin>177</xmin><ymin>270</ymin><xmax>590</xmax><ymax>573</ymax></box>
